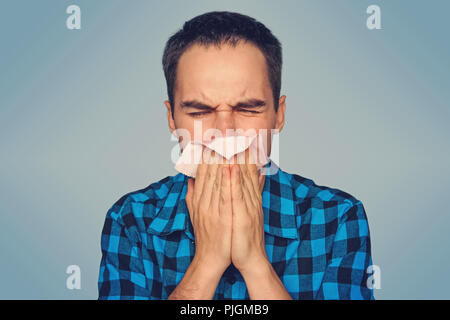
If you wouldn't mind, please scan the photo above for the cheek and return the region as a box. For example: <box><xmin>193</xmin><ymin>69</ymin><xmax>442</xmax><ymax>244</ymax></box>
<box><xmin>235</xmin><ymin>116</ymin><xmax>272</xmax><ymax>132</ymax></box>
<box><xmin>252</xmin><ymin>130</ymin><xmax>272</xmax><ymax>157</ymax></box>
<box><xmin>172</xmin><ymin>116</ymin><xmax>194</xmax><ymax>150</ymax></box>
<box><xmin>174</xmin><ymin>117</ymin><xmax>217</xmax><ymax>146</ymax></box>
<box><xmin>264</xmin><ymin>136</ymin><xmax>272</xmax><ymax>156</ymax></box>
<box><xmin>234</xmin><ymin>118</ymin><xmax>274</xmax><ymax>157</ymax></box>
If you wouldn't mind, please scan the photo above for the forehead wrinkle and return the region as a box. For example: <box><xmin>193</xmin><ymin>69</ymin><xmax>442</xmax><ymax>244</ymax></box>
<box><xmin>197</xmin><ymin>87</ymin><xmax>257</xmax><ymax>108</ymax></box>
<box><xmin>198</xmin><ymin>91</ymin><xmax>220</xmax><ymax>108</ymax></box>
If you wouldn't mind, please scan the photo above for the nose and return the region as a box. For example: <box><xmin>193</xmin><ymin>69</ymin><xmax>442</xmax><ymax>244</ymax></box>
<box><xmin>215</xmin><ymin>109</ymin><xmax>235</xmax><ymax>136</ymax></box>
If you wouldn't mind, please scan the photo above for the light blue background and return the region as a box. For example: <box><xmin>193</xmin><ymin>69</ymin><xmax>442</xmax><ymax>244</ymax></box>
<box><xmin>1</xmin><ymin>0</ymin><xmax>449</xmax><ymax>299</ymax></box>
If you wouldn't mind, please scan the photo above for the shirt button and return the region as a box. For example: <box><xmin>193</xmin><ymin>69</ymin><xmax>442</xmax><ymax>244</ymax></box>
<box><xmin>230</xmin><ymin>278</ymin><xmax>236</xmax><ymax>284</ymax></box>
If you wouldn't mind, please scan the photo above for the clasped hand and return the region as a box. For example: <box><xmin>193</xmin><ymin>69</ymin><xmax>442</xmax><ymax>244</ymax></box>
<box><xmin>185</xmin><ymin>147</ymin><xmax>267</xmax><ymax>275</ymax></box>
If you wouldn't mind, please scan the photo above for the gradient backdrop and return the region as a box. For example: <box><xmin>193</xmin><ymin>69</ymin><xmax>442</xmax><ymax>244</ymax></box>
<box><xmin>1</xmin><ymin>0</ymin><xmax>449</xmax><ymax>299</ymax></box>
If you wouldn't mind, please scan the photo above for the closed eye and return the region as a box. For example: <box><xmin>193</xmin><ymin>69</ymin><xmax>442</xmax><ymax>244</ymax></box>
<box><xmin>189</xmin><ymin>111</ymin><xmax>211</xmax><ymax>117</ymax></box>
<box><xmin>189</xmin><ymin>109</ymin><xmax>260</xmax><ymax>117</ymax></box>
<box><xmin>237</xmin><ymin>109</ymin><xmax>261</xmax><ymax>114</ymax></box>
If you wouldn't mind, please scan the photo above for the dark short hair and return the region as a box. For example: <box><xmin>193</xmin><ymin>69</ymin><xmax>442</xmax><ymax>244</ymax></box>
<box><xmin>162</xmin><ymin>11</ymin><xmax>282</xmax><ymax>116</ymax></box>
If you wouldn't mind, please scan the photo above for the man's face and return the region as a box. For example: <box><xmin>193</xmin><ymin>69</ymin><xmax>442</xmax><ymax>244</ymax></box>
<box><xmin>165</xmin><ymin>41</ymin><xmax>286</xmax><ymax>157</ymax></box>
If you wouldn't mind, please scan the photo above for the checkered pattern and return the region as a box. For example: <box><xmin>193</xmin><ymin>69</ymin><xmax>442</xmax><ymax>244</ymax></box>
<box><xmin>98</xmin><ymin>161</ymin><xmax>374</xmax><ymax>300</ymax></box>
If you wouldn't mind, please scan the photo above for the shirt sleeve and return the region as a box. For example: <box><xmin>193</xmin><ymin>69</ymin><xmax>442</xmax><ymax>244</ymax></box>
<box><xmin>316</xmin><ymin>201</ymin><xmax>375</xmax><ymax>300</ymax></box>
<box><xmin>98</xmin><ymin>201</ymin><xmax>159</xmax><ymax>300</ymax></box>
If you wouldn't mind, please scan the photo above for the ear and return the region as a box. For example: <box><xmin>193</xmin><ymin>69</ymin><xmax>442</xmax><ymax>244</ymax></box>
<box><xmin>274</xmin><ymin>95</ymin><xmax>286</xmax><ymax>132</ymax></box>
<box><xmin>164</xmin><ymin>100</ymin><xmax>176</xmax><ymax>134</ymax></box>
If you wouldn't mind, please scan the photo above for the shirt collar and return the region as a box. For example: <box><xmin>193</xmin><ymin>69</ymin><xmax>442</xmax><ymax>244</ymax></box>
<box><xmin>146</xmin><ymin>160</ymin><xmax>299</xmax><ymax>241</ymax></box>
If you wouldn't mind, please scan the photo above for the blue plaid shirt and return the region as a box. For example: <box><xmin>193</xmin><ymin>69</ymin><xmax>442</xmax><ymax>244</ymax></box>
<box><xmin>98</xmin><ymin>161</ymin><xmax>374</xmax><ymax>299</ymax></box>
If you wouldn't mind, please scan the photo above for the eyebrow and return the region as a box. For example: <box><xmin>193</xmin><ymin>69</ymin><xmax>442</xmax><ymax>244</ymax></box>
<box><xmin>180</xmin><ymin>98</ymin><xmax>266</xmax><ymax>110</ymax></box>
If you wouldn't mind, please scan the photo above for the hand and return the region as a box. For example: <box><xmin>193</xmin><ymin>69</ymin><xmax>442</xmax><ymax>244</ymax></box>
<box><xmin>230</xmin><ymin>149</ymin><xmax>267</xmax><ymax>273</ymax></box>
<box><xmin>185</xmin><ymin>148</ymin><xmax>233</xmax><ymax>275</ymax></box>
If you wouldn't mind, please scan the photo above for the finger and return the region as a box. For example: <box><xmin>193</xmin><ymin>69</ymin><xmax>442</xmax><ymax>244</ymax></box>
<box><xmin>219</xmin><ymin>165</ymin><xmax>232</xmax><ymax>217</ymax></box>
<box><xmin>239</xmin><ymin>163</ymin><xmax>256</xmax><ymax>208</ymax></box>
<box><xmin>231</xmin><ymin>164</ymin><xmax>246</xmax><ymax>209</ymax></box>
<box><xmin>210</xmin><ymin>163</ymin><xmax>223</xmax><ymax>215</ymax></box>
<box><xmin>241</xmin><ymin>149</ymin><xmax>260</xmax><ymax>200</ymax></box>
<box><xmin>202</xmin><ymin>150</ymin><xmax>220</xmax><ymax>208</ymax></box>
<box><xmin>193</xmin><ymin>146</ymin><xmax>209</xmax><ymax>202</ymax></box>
<box><xmin>239</xmin><ymin>150</ymin><xmax>259</xmax><ymax>206</ymax></box>
<box><xmin>246</xmin><ymin>149</ymin><xmax>260</xmax><ymax>197</ymax></box>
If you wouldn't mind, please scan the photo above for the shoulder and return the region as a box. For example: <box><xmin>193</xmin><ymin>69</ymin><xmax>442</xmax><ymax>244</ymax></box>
<box><xmin>280</xmin><ymin>168</ymin><xmax>366</xmax><ymax>223</ymax></box>
<box><xmin>103</xmin><ymin>173</ymin><xmax>185</xmax><ymax>229</ymax></box>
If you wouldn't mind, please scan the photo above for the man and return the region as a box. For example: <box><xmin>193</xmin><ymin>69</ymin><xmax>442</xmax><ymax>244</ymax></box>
<box><xmin>98</xmin><ymin>11</ymin><xmax>374</xmax><ymax>300</ymax></box>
